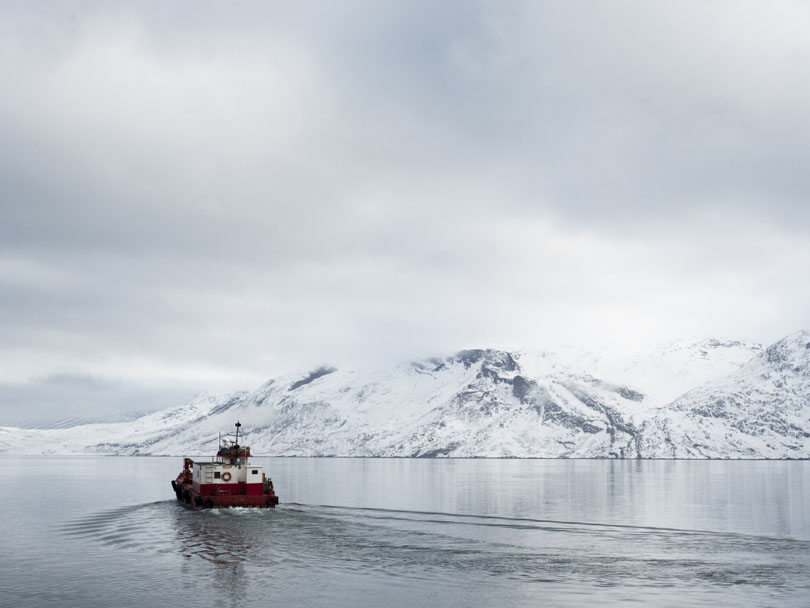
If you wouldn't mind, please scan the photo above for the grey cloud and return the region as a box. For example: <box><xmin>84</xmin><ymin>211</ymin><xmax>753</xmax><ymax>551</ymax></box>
<box><xmin>37</xmin><ymin>373</ymin><xmax>110</xmax><ymax>389</ymax></box>
<box><xmin>0</xmin><ymin>375</ymin><xmax>195</xmax><ymax>427</ymax></box>
<box><xmin>1</xmin><ymin>1</ymin><xmax>809</xmax><ymax>424</ymax></box>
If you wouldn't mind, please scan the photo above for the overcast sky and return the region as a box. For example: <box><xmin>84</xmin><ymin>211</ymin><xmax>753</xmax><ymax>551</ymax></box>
<box><xmin>2</xmin><ymin>1</ymin><xmax>809</xmax><ymax>425</ymax></box>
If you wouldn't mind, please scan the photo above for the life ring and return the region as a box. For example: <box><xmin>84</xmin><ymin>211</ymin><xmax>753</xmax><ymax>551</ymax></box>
<box><xmin>222</xmin><ymin>472</ymin><xmax>232</xmax><ymax>482</ymax></box>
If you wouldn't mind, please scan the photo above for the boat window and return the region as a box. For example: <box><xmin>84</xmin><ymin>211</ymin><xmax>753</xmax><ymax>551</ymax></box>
<box><xmin>214</xmin><ymin>471</ymin><xmax>221</xmax><ymax>479</ymax></box>
<box><xmin>252</xmin><ymin>470</ymin><xmax>258</xmax><ymax>475</ymax></box>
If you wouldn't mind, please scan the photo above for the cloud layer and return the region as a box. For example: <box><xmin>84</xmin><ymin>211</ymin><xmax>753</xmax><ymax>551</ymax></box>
<box><xmin>2</xmin><ymin>1</ymin><xmax>809</xmax><ymax>423</ymax></box>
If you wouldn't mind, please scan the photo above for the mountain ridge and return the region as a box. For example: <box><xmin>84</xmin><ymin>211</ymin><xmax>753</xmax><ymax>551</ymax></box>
<box><xmin>1</xmin><ymin>332</ymin><xmax>808</xmax><ymax>458</ymax></box>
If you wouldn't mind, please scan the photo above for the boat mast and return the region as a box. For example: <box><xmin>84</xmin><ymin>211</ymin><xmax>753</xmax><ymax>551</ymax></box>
<box><xmin>234</xmin><ymin>420</ymin><xmax>241</xmax><ymax>448</ymax></box>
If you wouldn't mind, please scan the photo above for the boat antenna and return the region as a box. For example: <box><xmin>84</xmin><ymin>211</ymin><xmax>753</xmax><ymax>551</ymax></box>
<box><xmin>234</xmin><ymin>420</ymin><xmax>241</xmax><ymax>448</ymax></box>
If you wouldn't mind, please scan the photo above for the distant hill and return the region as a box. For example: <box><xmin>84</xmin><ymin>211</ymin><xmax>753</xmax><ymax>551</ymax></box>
<box><xmin>2</xmin><ymin>331</ymin><xmax>808</xmax><ymax>458</ymax></box>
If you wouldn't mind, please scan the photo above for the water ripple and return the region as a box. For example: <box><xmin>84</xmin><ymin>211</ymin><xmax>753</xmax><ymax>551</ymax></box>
<box><xmin>55</xmin><ymin>499</ymin><xmax>810</xmax><ymax>601</ymax></box>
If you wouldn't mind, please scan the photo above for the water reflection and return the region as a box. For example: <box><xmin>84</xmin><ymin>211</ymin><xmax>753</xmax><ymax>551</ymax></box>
<box><xmin>173</xmin><ymin>507</ymin><xmax>259</xmax><ymax>564</ymax></box>
<box><xmin>11</xmin><ymin>457</ymin><xmax>810</xmax><ymax>608</ymax></box>
<box><xmin>54</xmin><ymin>496</ymin><xmax>810</xmax><ymax>608</ymax></box>
<box><xmin>172</xmin><ymin>508</ymin><xmax>264</xmax><ymax>608</ymax></box>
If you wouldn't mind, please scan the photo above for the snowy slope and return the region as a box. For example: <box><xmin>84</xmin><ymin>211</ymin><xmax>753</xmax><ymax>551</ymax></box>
<box><xmin>518</xmin><ymin>338</ymin><xmax>763</xmax><ymax>407</ymax></box>
<box><xmin>637</xmin><ymin>331</ymin><xmax>810</xmax><ymax>458</ymax></box>
<box><xmin>1</xmin><ymin>333</ymin><xmax>808</xmax><ymax>458</ymax></box>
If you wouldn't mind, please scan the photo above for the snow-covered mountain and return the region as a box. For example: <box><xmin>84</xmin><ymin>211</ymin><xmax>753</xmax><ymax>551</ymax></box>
<box><xmin>1</xmin><ymin>332</ymin><xmax>808</xmax><ymax>458</ymax></box>
<box><xmin>637</xmin><ymin>331</ymin><xmax>810</xmax><ymax>458</ymax></box>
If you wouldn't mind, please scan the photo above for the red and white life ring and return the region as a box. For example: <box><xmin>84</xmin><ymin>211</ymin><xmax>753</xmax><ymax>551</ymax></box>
<box><xmin>222</xmin><ymin>472</ymin><xmax>232</xmax><ymax>482</ymax></box>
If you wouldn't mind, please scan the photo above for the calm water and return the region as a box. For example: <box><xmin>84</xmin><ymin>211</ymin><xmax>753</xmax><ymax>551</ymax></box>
<box><xmin>1</xmin><ymin>457</ymin><xmax>808</xmax><ymax>607</ymax></box>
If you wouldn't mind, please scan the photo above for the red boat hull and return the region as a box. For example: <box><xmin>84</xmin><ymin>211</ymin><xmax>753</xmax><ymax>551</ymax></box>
<box><xmin>172</xmin><ymin>478</ymin><xmax>279</xmax><ymax>509</ymax></box>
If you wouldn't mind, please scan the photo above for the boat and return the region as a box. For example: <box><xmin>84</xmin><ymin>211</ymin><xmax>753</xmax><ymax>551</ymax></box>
<box><xmin>171</xmin><ymin>421</ymin><xmax>279</xmax><ymax>509</ymax></box>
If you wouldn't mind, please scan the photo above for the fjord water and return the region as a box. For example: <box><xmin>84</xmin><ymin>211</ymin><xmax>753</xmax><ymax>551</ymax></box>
<box><xmin>1</xmin><ymin>457</ymin><xmax>808</xmax><ymax>607</ymax></box>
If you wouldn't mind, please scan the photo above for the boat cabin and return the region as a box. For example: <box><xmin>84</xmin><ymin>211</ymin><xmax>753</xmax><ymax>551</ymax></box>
<box><xmin>191</xmin><ymin>435</ymin><xmax>267</xmax><ymax>497</ymax></box>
